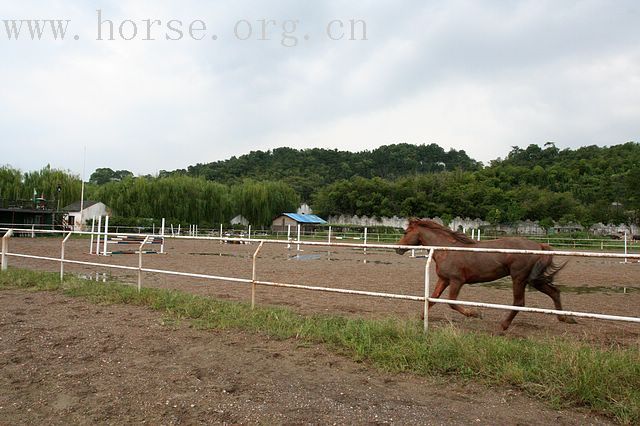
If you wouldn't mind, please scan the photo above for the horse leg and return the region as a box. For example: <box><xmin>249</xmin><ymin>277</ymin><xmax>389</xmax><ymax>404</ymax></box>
<box><xmin>428</xmin><ymin>278</ymin><xmax>450</xmax><ymax>308</ymax></box>
<box><xmin>420</xmin><ymin>278</ymin><xmax>450</xmax><ymax>319</ymax></box>
<box><xmin>447</xmin><ymin>280</ymin><xmax>482</xmax><ymax>318</ymax></box>
<box><xmin>500</xmin><ymin>279</ymin><xmax>526</xmax><ymax>330</ymax></box>
<box><xmin>532</xmin><ymin>282</ymin><xmax>577</xmax><ymax>324</ymax></box>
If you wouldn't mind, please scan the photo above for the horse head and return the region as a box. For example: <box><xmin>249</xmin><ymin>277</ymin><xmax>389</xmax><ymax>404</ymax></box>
<box><xmin>395</xmin><ymin>220</ymin><xmax>422</xmax><ymax>255</ymax></box>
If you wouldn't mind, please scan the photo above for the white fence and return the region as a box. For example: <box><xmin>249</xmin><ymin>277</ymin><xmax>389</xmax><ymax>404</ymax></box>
<box><xmin>1</xmin><ymin>227</ymin><xmax>640</xmax><ymax>333</ymax></box>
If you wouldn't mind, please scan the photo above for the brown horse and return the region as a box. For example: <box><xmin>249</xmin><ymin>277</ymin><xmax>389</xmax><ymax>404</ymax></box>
<box><xmin>396</xmin><ymin>219</ymin><xmax>575</xmax><ymax>330</ymax></box>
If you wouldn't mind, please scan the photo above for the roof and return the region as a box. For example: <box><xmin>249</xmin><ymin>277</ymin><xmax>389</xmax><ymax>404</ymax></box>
<box><xmin>63</xmin><ymin>200</ymin><xmax>101</xmax><ymax>212</ymax></box>
<box><xmin>280</xmin><ymin>213</ymin><xmax>328</xmax><ymax>224</ymax></box>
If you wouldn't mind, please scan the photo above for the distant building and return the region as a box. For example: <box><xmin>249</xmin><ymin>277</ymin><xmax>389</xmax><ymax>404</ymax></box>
<box><xmin>0</xmin><ymin>198</ymin><xmax>60</xmax><ymax>229</ymax></box>
<box><xmin>63</xmin><ymin>201</ymin><xmax>110</xmax><ymax>231</ymax></box>
<box><xmin>230</xmin><ymin>214</ymin><xmax>250</xmax><ymax>226</ymax></box>
<box><xmin>297</xmin><ymin>203</ymin><xmax>313</xmax><ymax>215</ymax></box>
<box><xmin>271</xmin><ymin>213</ymin><xmax>328</xmax><ymax>232</ymax></box>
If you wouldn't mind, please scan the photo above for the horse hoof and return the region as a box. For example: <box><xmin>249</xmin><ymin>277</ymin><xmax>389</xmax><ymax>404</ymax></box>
<box><xmin>500</xmin><ymin>321</ymin><xmax>511</xmax><ymax>331</ymax></box>
<box><xmin>559</xmin><ymin>315</ymin><xmax>577</xmax><ymax>324</ymax></box>
<box><xmin>468</xmin><ymin>310</ymin><xmax>483</xmax><ymax>319</ymax></box>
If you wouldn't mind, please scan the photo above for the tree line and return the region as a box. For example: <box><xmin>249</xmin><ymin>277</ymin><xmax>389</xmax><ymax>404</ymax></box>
<box><xmin>0</xmin><ymin>165</ymin><xmax>298</xmax><ymax>227</ymax></box>
<box><xmin>166</xmin><ymin>143</ymin><xmax>480</xmax><ymax>201</ymax></box>
<box><xmin>1</xmin><ymin>142</ymin><xmax>638</xmax><ymax>227</ymax></box>
<box><xmin>313</xmin><ymin>142</ymin><xmax>640</xmax><ymax>226</ymax></box>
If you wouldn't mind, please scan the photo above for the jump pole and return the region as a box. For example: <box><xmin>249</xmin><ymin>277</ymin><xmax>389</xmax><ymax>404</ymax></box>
<box><xmin>328</xmin><ymin>226</ymin><xmax>332</xmax><ymax>244</ymax></box>
<box><xmin>102</xmin><ymin>215</ymin><xmax>109</xmax><ymax>256</ymax></box>
<box><xmin>220</xmin><ymin>223</ymin><xmax>223</xmax><ymax>244</ymax></box>
<box><xmin>248</xmin><ymin>225</ymin><xmax>252</xmax><ymax>240</ymax></box>
<box><xmin>287</xmin><ymin>225</ymin><xmax>291</xmax><ymax>249</ymax></box>
<box><xmin>160</xmin><ymin>218</ymin><xmax>165</xmax><ymax>254</ymax></box>
<box><xmin>623</xmin><ymin>232</ymin><xmax>628</xmax><ymax>264</ymax></box>
<box><xmin>477</xmin><ymin>229</ymin><xmax>481</xmax><ymax>241</ymax></box>
<box><xmin>297</xmin><ymin>225</ymin><xmax>301</xmax><ymax>252</ymax></box>
<box><xmin>95</xmin><ymin>216</ymin><xmax>102</xmax><ymax>255</ymax></box>
<box><xmin>89</xmin><ymin>216</ymin><xmax>95</xmax><ymax>254</ymax></box>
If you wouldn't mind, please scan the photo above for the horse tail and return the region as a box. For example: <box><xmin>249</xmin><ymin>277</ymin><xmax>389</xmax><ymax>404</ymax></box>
<box><xmin>528</xmin><ymin>245</ymin><xmax>568</xmax><ymax>288</ymax></box>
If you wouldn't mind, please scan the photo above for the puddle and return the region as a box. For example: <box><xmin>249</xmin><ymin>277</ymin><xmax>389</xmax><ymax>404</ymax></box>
<box><xmin>362</xmin><ymin>259</ymin><xmax>393</xmax><ymax>265</ymax></box>
<box><xmin>479</xmin><ymin>279</ymin><xmax>639</xmax><ymax>294</ymax></box>
<box><xmin>188</xmin><ymin>252</ymin><xmax>250</xmax><ymax>259</ymax></box>
<box><xmin>288</xmin><ymin>254</ymin><xmax>322</xmax><ymax>261</ymax></box>
<box><xmin>78</xmin><ymin>272</ymin><xmax>110</xmax><ymax>282</ymax></box>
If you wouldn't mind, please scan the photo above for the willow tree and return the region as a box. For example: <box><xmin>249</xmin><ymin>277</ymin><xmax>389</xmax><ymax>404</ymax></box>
<box><xmin>0</xmin><ymin>165</ymin><xmax>81</xmax><ymax>208</ymax></box>
<box><xmin>89</xmin><ymin>175</ymin><xmax>233</xmax><ymax>225</ymax></box>
<box><xmin>231</xmin><ymin>180</ymin><xmax>299</xmax><ymax>226</ymax></box>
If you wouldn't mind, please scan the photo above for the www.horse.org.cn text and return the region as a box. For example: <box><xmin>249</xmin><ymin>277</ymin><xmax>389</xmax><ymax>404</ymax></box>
<box><xmin>1</xmin><ymin>10</ymin><xmax>368</xmax><ymax>47</ymax></box>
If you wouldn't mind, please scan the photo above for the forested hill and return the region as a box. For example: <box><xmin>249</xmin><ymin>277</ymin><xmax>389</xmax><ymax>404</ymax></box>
<box><xmin>3</xmin><ymin>142</ymin><xmax>639</xmax><ymax>227</ymax></box>
<box><xmin>166</xmin><ymin>144</ymin><xmax>480</xmax><ymax>200</ymax></box>
<box><xmin>313</xmin><ymin>142</ymin><xmax>640</xmax><ymax>226</ymax></box>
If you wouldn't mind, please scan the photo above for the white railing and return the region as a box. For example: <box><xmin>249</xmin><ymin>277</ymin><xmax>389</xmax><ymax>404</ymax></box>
<box><xmin>1</xmin><ymin>227</ymin><xmax>640</xmax><ymax>333</ymax></box>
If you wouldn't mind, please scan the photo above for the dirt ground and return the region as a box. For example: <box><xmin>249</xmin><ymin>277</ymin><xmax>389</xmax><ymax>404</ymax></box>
<box><xmin>0</xmin><ymin>290</ymin><xmax>613</xmax><ymax>424</ymax></box>
<box><xmin>7</xmin><ymin>237</ymin><xmax>640</xmax><ymax>348</ymax></box>
<box><xmin>2</xmin><ymin>236</ymin><xmax>638</xmax><ymax>424</ymax></box>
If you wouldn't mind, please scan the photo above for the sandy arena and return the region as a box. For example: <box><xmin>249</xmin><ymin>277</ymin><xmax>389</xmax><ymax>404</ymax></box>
<box><xmin>1</xmin><ymin>235</ymin><xmax>638</xmax><ymax>423</ymax></box>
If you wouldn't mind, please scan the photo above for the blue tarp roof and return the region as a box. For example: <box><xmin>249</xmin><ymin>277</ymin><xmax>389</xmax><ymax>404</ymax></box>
<box><xmin>282</xmin><ymin>213</ymin><xmax>328</xmax><ymax>224</ymax></box>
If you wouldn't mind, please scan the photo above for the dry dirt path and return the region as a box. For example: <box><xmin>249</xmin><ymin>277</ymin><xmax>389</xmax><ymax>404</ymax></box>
<box><xmin>0</xmin><ymin>290</ymin><xmax>611</xmax><ymax>425</ymax></box>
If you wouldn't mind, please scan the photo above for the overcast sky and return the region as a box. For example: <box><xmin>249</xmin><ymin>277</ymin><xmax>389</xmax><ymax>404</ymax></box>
<box><xmin>1</xmin><ymin>0</ymin><xmax>639</xmax><ymax>177</ymax></box>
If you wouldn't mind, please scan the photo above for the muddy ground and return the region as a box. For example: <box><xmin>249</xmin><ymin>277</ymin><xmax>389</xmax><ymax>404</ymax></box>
<box><xmin>2</xmin><ymin>236</ymin><xmax>638</xmax><ymax>423</ymax></box>
<box><xmin>0</xmin><ymin>290</ymin><xmax>612</xmax><ymax>424</ymax></box>
<box><xmin>7</xmin><ymin>237</ymin><xmax>640</xmax><ymax>347</ymax></box>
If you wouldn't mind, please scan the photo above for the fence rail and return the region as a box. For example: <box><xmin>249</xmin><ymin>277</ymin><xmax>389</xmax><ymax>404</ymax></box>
<box><xmin>1</xmin><ymin>227</ymin><xmax>639</xmax><ymax>333</ymax></box>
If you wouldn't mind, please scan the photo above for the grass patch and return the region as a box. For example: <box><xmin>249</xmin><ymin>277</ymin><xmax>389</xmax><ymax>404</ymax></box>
<box><xmin>1</xmin><ymin>267</ymin><xmax>639</xmax><ymax>423</ymax></box>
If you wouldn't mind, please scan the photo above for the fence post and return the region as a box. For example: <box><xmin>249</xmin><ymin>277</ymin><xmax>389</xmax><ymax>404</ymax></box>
<box><xmin>328</xmin><ymin>225</ymin><xmax>332</xmax><ymax>244</ymax></box>
<box><xmin>248</xmin><ymin>225</ymin><xmax>252</xmax><ymax>240</ymax></box>
<box><xmin>251</xmin><ymin>241</ymin><xmax>265</xmax><ymax>309</ymax></box>
<box><xmin>297</xmin><ymin>225</ymin><xmax>301</xmax><ymax>252</ymax></box>
<box><xmin>424</xmin><ymin>249</ymin><xmax>435</xmax><ymax>334</ymax></box>
<box><xmin>138</xmin><ymin>236</ymin><xmax>150</xmax><ymax>292</ymax></box>
<box><xmin>624</xmin><ymin>232</ymin><xmax>628</xmax><ymax>264</ymax></box>
<box><xmin>220</xmin><ymin>223</ymin><xmax>223</xmax><ymax>244</ymax></box>
<box><xmin>60</xmin><ymin>232</ymin><xmax>72</xmax><ymax>281</ymax></box>
<box><xmin>364</xmin><ymin>227</ymin><xmax>368</xmax><ymax>255</ymax></box>
<box><xmin>287</xmin><ymin>225</ymin><xmax>291</xmax><ymax>249</ymax></box>
<box><xmin>1</xmin><ymin>229</ymin><xmax>14</xmax><ymax>271</ymax></box>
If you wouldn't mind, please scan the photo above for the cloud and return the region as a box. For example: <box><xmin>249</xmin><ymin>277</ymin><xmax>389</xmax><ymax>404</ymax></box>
<box><xmin>1</xmin><ymin>0</ymin><xmax>638</xmax><ymax>176</ymax></box>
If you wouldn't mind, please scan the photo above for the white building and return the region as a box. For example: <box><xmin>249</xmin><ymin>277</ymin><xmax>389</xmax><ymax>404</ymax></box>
<box><xmin>63</xmin><ymin>201</ymin><xmax>110</xmax><ymax>231</ymax></box>
<box><xmin>230</xmin><ymin>214</ymin><xmax>250</xmax><ymax>226</ymax></box>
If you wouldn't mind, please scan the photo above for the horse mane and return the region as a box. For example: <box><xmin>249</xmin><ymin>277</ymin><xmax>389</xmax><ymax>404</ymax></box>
<box><xmin>409</xmin><ymin>218</ymin><xmax>478</xmax><ymax>245</ymax></box>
